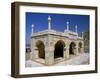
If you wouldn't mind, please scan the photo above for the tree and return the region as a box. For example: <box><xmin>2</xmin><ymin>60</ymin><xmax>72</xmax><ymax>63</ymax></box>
<box><xmin>83</xmin><ymin>30</ymin><xmax>89</xmax><ymax>53</ymax></box>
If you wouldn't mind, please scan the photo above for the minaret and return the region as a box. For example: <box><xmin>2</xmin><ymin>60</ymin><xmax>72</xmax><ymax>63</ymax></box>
<box><xmin>66</xmin><ymin>21</ymin><xmax>69</xmax><ymax>31</ymax></box>
<box><xmin>48</xmin><ymin>16</ymin><xmax>51</xmax><ymax>30</ymax></box>
<box><xmin>75</xmin><ymin>25</ymin><xmax>77</xmax><ymax>33</ymax></box>
<box><xmin>31</xmin><ymin>24</ymin><xmax>34</xmax><ymax>35</ymax></box>
<box><xmin>82</xmin><ymin>32</ymin><xmax>84</xmax><ymax>38</ymax></box>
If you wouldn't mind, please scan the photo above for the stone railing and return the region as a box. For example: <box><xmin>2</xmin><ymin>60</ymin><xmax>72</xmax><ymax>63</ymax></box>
<box><xmin>77</xmin><ymin>36</ymin><xmax>83</xmax><ymax>40</ymax></box>
<box><xmin>31</xmin><ymin>29</ymin><xmax>83</xmax><ymax>40</ymax></box>
<box><xmin>66</xmin><ymin>30</ymin><xmax>78</xmax><ymax>36</ymax></box>
<box><xmin>32</xmin><ymin>29</ymin><xmax>68</xmax><ymax>37</ymax></box>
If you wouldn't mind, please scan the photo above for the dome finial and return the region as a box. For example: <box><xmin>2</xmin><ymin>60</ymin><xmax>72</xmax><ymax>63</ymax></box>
<box><xmin>48</xmin><ymin>16</ymin><xmax>51</xmax><ymax>30</ymax></box>
<box><xmin>66</xmin><ymin>21</ymin><xmax>69</xmax><ymax>31</ymax></box>
<box><xmin>75</xmin><ymin>24</ymin><xmax>77</xmax><ymax>33</ymax></box>
<box><xmin>31</xmin><ymin>24</ymin><xmax>34</xmax><ymax>33</ymax></box>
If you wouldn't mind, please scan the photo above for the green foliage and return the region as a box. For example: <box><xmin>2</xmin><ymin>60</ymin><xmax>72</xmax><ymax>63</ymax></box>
<box><xmin>83</xmin><ymin>30</ymin><xmax>89</xmax><ymax>53</ymax></box>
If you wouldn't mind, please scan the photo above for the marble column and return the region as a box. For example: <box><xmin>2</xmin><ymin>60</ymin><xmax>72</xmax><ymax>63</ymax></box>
<box><xmin>64</xmin><ymin>47</ymin><xmax>69</xmax><ymax>59</ymax></box>
<box><xmin>31</xmin><ymin>47</ymin><xmax>38</xmax><ymax>61</ymax></box>
<box><xmin>30</xmin><ymin>38</ymin><xmax>34</xmax><ymax>61</ymax></box>
<box><xmin>75</xmin><ymin>42</ymin><xmax>79</xmax><ymax>55</ymax></box>
<box><xmin>82</xmin><ymin>42</ymin><xmax>84</xmax><ymax>53</ymax></box>
<box><xmin>79</xmin><ymin>42</ymin><xmax>84</xmax><ymax>53</ymax></box>
<box><xmin>44</xmin><ymin>35</ymin><xmax>54</xmax><ymax>65</ymax></box>
<box><xmin>45</xmin><ymin>46</ymin><xmax>54</xmax><ymax>66</ymax></box>
<box><xmin>31</xmin><ymin>38</ymin><xmax>39</xmax><ymax>61</ymax></box>
<box><xmin>81</xmin><ymin>45</ymin><xmax>84</xmax><ymax>53</ymax></box>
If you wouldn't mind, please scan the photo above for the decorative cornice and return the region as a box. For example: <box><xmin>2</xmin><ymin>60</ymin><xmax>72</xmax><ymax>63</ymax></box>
<box><xmin>31</xmin><ymin>29</ymin><xmax>82</xmax><ymax>40</ymax></box>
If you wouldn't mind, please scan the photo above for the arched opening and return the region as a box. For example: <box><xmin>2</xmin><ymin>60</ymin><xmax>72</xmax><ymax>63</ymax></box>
<box><xmin>78</xmin><ymin>42</ymin><xmax>82</xmax><ymax>53</ymax></box>
<box><xmin>54</xmin><ymin>40</ymin><xmax>65</xmax><ymax>58</ymax></box>
<box><xmin>36</xmin><ymin>40</ymin><xmax>45</xmax><ymax>59</ymax></box>
<box><xmin>69</xmin><ymin>42</ymin><xmax>76</xmax><ymax>55</ymax></box>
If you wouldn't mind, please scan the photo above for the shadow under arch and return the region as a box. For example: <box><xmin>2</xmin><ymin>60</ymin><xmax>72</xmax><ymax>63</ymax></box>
<box><xmin>36</xmin><ymin>40</ymin><xmax>45</xmax><ymax>59</ymax></box>
<box><xmin>54</xmin><ymin>40</ymin><xmax>66</xmax><ymax>58</ymax></box>
<box><xmin>69</xmin><ymin>42</ymin><xmax>76</xmax><ymax>55</ymax></box>
<box><xmin>78</xmin><ymin>42</ymin><xmax>82</xmax><ymax>53</ymax></box>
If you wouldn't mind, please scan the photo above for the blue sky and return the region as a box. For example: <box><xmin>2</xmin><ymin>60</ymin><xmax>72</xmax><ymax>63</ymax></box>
<box><xmin>26</xmin><ymin>12</ymin><xmax>89</xmax><ymax>45</ymax></box>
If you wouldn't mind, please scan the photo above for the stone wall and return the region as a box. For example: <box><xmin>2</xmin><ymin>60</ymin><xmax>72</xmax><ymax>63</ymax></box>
<box><xmin>31</xmin><ymin>34</ymin><xmax>84</xmax><ymax>66</ymax></box>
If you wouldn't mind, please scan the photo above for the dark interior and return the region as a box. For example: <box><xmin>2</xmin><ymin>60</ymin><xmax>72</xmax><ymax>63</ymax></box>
<box><xmin>36</xmin><ymin>41</ymin><xmax>45</xmax><ymax>59</ymax></box>
<box><xmin>54</xmin><ymin>41</ymin><xmax>64</xmax><ymax>58</ymax></box>
<box><xmin>69</xmin><ymin>42</ymin><xmax>76</xmax><ymax>55</ymax></box>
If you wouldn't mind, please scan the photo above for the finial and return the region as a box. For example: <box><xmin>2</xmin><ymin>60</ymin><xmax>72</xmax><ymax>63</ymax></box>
<box><xmin>48</xmin><ymin>15</ymin><xmax>51</xmax><ymax>21</ymax></box>
<box><xmin>31</xmin><ymin>24</ymin><xmax>34</xmax><ymax>33</ymax></box>
<box><xmin>66</xmin><ymin>21</ymin><xmax>69</xmax><ymax>31</ymax></box>
<box><xmin>48</xmin><ymin>16</ymin><xmax>51</xmax><ymax>30</ymax></box>
<box><xmin>75</xmin><ymin>25</ymin><xmax>77</xmax><ymax>33</ymax></box>
<box><xmin>66</xmin><ymin>21</ymin><xmax>69</xmax><ymax>25</ymax></box>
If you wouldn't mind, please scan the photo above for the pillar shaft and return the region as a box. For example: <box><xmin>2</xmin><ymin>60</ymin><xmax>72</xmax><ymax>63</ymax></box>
<box><xmin>48</xmin><ymin>16</ymin><xmax>51</xmax><ymax>30</ymax></box>
<box><xmin>45</xmin><ymin>46</ymin><xmax>54</xmax><ymax>65</ymax></box>
<box><xmin>48</xmin><ymin>21</ymin><xmax>51</xmax><ymax>30</ymax></box>
<box><xmin>64</xmin><ymin>47</ymin><xmax>69</xmax><ymax>59</ymax></box>
<box><xmin>81</xmin><ymin>47</ymin><xmax>84</xmax><ymax>53</ymax></box>
<box><xmin>75</xmin><ymin>42</ymin><xmax>79</xmax><ymax>55</ymax></box>
<box><xmin>66</xmin><ymin>21</ymin><xmax>69</xmax><ymax>31</ymax></box>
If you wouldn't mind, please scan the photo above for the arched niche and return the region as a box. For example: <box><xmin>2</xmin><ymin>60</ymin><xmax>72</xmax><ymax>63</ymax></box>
<box><xmin>54</xmin><ymin>40</ymin><xmax>66</xmax><ymax>59</ymax></box>
<box><xmin>69</xmin><ymin>42</ymin><xmax>76</xmax><ymax>55</ymax></box>
<box><xmin>36</xmin><ymin>40</ymin><xmax>45</xmax><ymax>59</ymax></box>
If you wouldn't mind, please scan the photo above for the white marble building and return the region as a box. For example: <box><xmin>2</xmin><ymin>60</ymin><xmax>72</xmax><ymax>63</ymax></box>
<box><xmin>30</xmin><ymin>16</ymin><xmax>84</xmax><ymax>66</ymax></box>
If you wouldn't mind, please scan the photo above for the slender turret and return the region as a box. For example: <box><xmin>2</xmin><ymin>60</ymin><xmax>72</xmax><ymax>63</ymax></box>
<box><xmin>48</xmin><ymin>16</ymin><xmax>51</xmax><ymax>30</ymax></box>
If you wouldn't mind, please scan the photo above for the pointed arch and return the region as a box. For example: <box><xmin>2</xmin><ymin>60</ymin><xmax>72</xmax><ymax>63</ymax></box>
<box><xmin>69</xmin><ymin>42</ymin><xmax>76</xmax><ymax>55</ymax></box>
<box><xmin>36</xmin><ymin>40</ymin><xmax>45</xmax><ymax>59</ymax></box>
<box><xmin>54</xmin><ymin>40</ymin><xmax>66</xmax><ymax>58</ymax></box>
